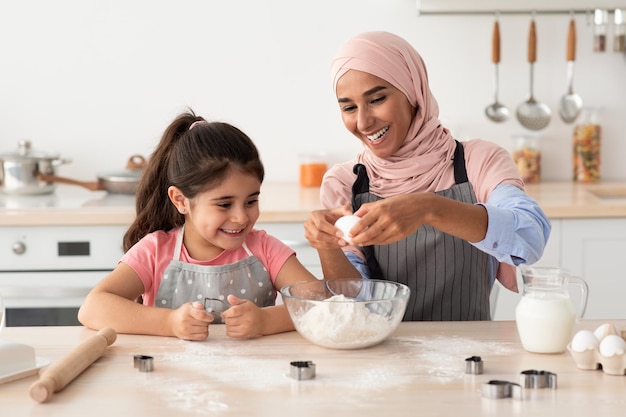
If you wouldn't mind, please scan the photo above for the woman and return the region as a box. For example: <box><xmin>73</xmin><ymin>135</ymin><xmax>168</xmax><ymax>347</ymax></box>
<box><xmin>304</xmin><ymin>31</ymin><xmax>551</xmax><ymax>321</ymax></box>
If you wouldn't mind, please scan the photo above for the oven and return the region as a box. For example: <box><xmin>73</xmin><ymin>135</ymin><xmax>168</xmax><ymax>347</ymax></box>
<box><xmin>0</xmin><ymin>224</ymin><xmax>127</xmax><ymax>326</ymax></box>
<box><xmin>0</xmin><ymin>185</ymin><xmax>133</xmax><ymax>327</ymax></box>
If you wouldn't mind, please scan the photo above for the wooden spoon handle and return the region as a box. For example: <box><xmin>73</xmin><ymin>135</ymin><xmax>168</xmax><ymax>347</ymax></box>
<box><xmin>492</xmin><ymin>20</ymin><xmax>501</xmax><ymax>64</ymax></box>
<box><xmin>567</xmin><ymin>19</ymin><xmax>576</xmax><ymax>62</ymax></box>
<box><xmin>29</xmin><ymin>328</ymin><xmax>117</xmax><ymax>403</ymax></box>
<box><xmin>38</xmin><ymin>174</ymin><xmax>104</xmax><ymax>191</ymax></box>
<box><xmin>528</xmin><ymin>19</ymin><xmax>537</xmax><ymax>63</ymax></box>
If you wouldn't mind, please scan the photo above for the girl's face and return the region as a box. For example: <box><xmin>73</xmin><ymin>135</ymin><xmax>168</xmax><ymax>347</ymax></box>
<box><xmin>169</xmin><ymin>170</ymin><xmax>261</xmax><ymax>260</ymax></box>
<box><xmin>336</xmin><ymin>70</ymin><xmax>417</xmax><ymax>159</ymax></box>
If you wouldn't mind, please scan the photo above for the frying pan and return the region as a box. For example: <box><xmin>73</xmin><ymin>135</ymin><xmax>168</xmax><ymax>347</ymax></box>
<box><xmin>39</xmin><ymin>154</ymin><xmax>146</xmax><ymax>195</ymax></box>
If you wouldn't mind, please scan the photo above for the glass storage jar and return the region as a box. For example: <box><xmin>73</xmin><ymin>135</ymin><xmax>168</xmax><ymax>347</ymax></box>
<box><xmin>573</xmin><ymin>107</ymin><xmax>601</xmax><ymax>183</ymax></box>
<box><xmin>298</xmin><ymin>152</ymin><xmax>328</xmax><ymax>187</ymax></box>
<box><xmin>614</xmin><ymin>9</ymin><xmax>626</xmax><ymax>53</ymax></box>
<box><xmin>512</xmin><ymin>134</ymin><xmax>541</xmax><ymax>184</ymax></box>
<box><xmin>593</xmin><ymin>9</ymin><xmax>609</xmax><ymax>52</ymax></box>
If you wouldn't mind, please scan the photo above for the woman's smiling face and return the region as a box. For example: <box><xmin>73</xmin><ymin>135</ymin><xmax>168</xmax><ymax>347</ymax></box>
<box><xmin>336</xmin><ymin>70</ymin><xmax>417</xmax><ymax>159</ymax></box>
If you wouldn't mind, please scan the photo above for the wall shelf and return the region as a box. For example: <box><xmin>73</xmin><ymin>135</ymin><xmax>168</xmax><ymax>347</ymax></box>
<box><xmin>416</xmin><ymin>0</ymin><xmax>626</xmax><ymax>16</ymax></box>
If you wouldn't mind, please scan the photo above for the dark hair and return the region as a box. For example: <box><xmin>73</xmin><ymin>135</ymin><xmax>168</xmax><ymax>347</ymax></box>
<box><xmin>123</xmin><ymin>110</ymin><xmax>264</xmax><ymax>251</ymax></box>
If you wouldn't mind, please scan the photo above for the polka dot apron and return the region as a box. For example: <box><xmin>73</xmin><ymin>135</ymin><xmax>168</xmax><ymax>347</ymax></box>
<box><xmin>155</xmin><ymin>226</ymin><xmax>275</xmax><ymax>324</ymax></box>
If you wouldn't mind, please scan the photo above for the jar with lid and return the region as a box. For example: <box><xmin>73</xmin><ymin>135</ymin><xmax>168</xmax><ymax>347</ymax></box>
<box><xmin>614</xmin><ymin>9</ymin><xmax>626</xmax><ymax>53</ymax></box>
<box><xmin>512</xmin><ymin>134</ymin><xmax>541</xmax><ymax>184</ymax></box>
<box><xmin>572</xmin><ymin>108</ymin><xmax>601</xmax><ymax>182</ymax></box>
<box><xmin>593</xmin><ymin>9</ymin><xmax>609</xmax><ymax>52</ymax></box>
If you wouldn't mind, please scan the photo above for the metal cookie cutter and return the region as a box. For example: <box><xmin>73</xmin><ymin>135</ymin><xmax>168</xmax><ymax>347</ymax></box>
<box><xmin>520</xmin><ymin>370</ymin><xmax>557</xmax><ymax>389</ymax></box>
<box><xmin>204</xmin><ymin>297</ymin><xmax>228</xmax><ymax>322</ymax></box>
<box><xmin>464</xmin><ymin>356</ymin><xmax>483</xmax><ymax>375</ymax></box>
<box><xmin>482</xmin><ymin>380</ymin><xmax>523</xmax><ymax>400</ymax></box>
<box><xmin>289</xmin><ymin>361</ymin><xmax>316</xmax><ymax>380</ymax></box>
<box><xmin>133</xmin><ymin>355</ymin><xmax>154</xmax><ymax>372</ymax></box>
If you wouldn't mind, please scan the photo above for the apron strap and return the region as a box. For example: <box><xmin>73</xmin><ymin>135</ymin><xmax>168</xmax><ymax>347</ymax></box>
<box><xmin>452</xmin><ymin>140</ymin><xmax>469</xmax><ymax>184</ymax></box>
<box><xmin>351</xmin><ymin>163</ymin><xmax>369</xmax><ymax>212</ymax></box>
<box><xmin>241</xmin><ymin>242</ymin><xmax>253</xmax><ymax>257</ymax></box>
<box><xmin>173</xmin><ymin>225</ymin><xmax>185</xmax><ymax>260</ymax></box>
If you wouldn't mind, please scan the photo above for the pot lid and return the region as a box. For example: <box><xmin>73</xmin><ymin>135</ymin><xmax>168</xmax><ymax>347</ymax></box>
<box><xmin>0</xmin><ymin>140</ymin><xmax>60</xmax><ymax>161</ymax></box>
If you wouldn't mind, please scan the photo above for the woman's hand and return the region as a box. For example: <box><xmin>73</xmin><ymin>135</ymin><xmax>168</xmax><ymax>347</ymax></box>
<box><xmin>350</xmin><ymin>194</ymin><xmax>427</xmax><ymax>246</ymax></box>
<box><xmin>351</xmin><ymin>193</ymin><xmax>488</xmax><ymax>246</ymax></box>
<box><xmin>170</xmin><ymin>302</ymin><xmax>214</xmax><ymax>341</ymax></box>
<box><xmin>304</xmin><ymin>204</ymin><xmax>353</xmax><ymax>249</ymax></box>
<box><xmin>221</xmin><ymin>295</ymin><xmax>265</xmax><ymax>339</ymax></box>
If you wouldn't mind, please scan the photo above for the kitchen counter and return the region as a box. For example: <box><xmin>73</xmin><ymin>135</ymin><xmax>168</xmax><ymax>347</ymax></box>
<box><xmin>525</xmin><ymin>181</ymin><xmax>626</xmax><ymax>219</ymax></box>
<box><xmin>0</xmin><ymin>183</ymin><xmax>324</xmax><ymax>226</ymax></box>
<box><xmin>1</xmin><ymin>181</ymin><xmax>626</xmax><ymax>226</ymax></box>
<box><xmin>1</xmin><ymin>321</ymin><xmax>625</xmax><ymax>416</ymax></box>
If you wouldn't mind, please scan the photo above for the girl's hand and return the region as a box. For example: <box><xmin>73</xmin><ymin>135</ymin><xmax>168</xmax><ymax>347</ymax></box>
<box><xmin>221</xmin><ymin>295</ymin><xmax>264</xmax><ymax>339</ymax></box>
<box><xmin>304</xmin><ymin>204</ymin><xmax>354</xmax><ymax>249</ymax></box>
<box><xmin>170</xmin><ymin>301</ymin><xmax>214</xmax><ymax>341</ymax></box>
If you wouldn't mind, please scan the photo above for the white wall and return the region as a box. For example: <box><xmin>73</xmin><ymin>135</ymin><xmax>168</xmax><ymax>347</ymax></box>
<box><xmin>1</xmin><ymin>0</ymin><xmax>625</xmax><ymax>183</ymax></box>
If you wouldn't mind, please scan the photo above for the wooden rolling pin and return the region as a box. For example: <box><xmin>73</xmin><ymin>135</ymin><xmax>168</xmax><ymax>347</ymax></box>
<box><xmin>29</xmin><ymin>328</ymin><xmax>117</xmax><ymax>403</ymax></box>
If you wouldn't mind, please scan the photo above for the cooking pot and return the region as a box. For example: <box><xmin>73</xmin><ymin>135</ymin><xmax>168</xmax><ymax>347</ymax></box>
<box><xmin>39</xmin><ymin>155</ymin><xmax>146</xmax><ymax>195</ymax></box>
<box><xmin>0</xmin><ymin>140</ymin><xmax>71</xmax><ymax>195</ymax></box>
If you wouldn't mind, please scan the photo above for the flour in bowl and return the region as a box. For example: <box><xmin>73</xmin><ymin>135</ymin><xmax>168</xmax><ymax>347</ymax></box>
<box><xmin>294</xmin><ymin>294</ymin><xmax>395</xmax><ymax>349</ymax></box>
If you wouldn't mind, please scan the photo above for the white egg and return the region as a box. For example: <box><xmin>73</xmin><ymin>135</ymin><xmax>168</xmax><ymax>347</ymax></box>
<box><xmin>570</xmin><ymin>330</ymin><xmax>599</xmax><ymax>352</ymax></box>
<box><xmin>598</xmin><ymin>334</ymin><xmax>626</xmax><ymax>357</ymax></box>
<box><xmin>594</xmin><ymin>322</ymin><xmax>618</xmax><ymax>340</ymax></box>
<box><xmin>334</xmin><ymin>215</ymin><xmax>361</xmax><ymax>244</ymax></box>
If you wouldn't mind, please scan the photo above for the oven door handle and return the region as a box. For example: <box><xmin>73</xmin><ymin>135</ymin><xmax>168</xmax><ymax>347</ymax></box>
<box><xmin>0</xmin><ymin>286</ymin><xmax>91</xmax><ymax>298</ymax></box>
<box><xmin>0</xmin><ymin>286</ymin><xmax>92</xmax><ymax>308</ymax></box>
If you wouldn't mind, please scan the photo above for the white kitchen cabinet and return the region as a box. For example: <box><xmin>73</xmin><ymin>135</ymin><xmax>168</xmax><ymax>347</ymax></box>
<box><xmin>491</xmin><ymin>220</ymin><xmax>562</xmax><ymax>320</ymax></box>
<box><xmin>493</xmin><ymin>217</ymin><xmax>626</xmax><ymax>320</ymax></box>
<box><xmin>560</xmin><ymin>218</ymin><xmax>626</xmax><ymax>320</ymax></box>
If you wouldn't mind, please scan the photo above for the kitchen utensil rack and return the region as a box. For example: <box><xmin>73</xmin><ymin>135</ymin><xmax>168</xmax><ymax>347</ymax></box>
<box><xmin>416</xmin><ymin>0</ymin><xmax>626</xmax><ymax>16</ymax></box>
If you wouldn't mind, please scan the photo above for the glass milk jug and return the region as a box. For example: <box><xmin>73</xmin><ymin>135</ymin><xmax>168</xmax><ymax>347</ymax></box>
<box><xmin>515</xmin><ymin>266</ymin><xmax>588</xmax><ymax>354</ymax></box>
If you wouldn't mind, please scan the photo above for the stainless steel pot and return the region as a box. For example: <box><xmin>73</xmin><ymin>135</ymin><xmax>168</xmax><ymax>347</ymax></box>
<box><xmin>0</xmin><ymin>140</ymin><xmax>71</xmax><ymax>195</ymax></box>
<box><xmin>38</xmin><ymin>155</ymin><xmax>146</xmax><ymax>195</ymax></box>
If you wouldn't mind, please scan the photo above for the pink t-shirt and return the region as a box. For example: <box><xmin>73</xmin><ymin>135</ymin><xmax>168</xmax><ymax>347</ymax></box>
<box><xmin>121</xmin><ymin>228</ymin><xmax>295</xmax><ymax>307</ymax></box>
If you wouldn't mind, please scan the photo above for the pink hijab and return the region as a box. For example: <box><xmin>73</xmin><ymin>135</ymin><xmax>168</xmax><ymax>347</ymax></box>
<box><xmin>328</xmin><ymin>31</ymin><xmax>520</xmax><ymax>292</ymax></box>
<box><xmin>330</xmin><ymin>31</ymin><xmax>457</xmax><ymax>197</ymax></box>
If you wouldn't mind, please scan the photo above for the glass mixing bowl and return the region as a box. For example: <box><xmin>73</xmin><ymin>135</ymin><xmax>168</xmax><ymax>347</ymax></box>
<box><xmin>280</xmin><ymin>279</ymin><xmax>410</xmax><ymax>349</ymax></box>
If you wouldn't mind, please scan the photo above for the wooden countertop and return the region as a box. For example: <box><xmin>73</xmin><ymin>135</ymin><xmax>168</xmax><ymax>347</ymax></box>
<box><xmin>525</xmin><ymin>181</ymin><xmax>626</xmax><ymax>219</ymax></box>
<box><xmin>1</xmin><ymin>321</ymin><xmax>625</xmax><ymax>416</ymax></box>
<box><xmin>1</xmin><ymin>181</ymin><xmax>625</xmax><ymax>226</ymax></box>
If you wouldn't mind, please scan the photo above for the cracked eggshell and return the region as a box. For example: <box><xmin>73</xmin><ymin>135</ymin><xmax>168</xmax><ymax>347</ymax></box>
<box><xmin>570</xmin><ymin>330</ymin><xmax>599</xmax><ymax>352</ymax></box>
<box><xmin>594</xmin><ymin>323</ymin><xmax>618</xmax><ymax>340</ymax></box>
<box><xmin>334</xmin><ymin>215</ymin><xmax>361</xmax><ymax>244</ymax></box>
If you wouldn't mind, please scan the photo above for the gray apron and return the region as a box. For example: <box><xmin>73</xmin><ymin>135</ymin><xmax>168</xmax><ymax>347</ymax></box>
<box><xmin>154</xmin><ymin>227</ymin><xmax>275</xmax><ymax>324</ymax></box>
<box><xmin>351</xmin><ymin>141</ymin><xmax>491</xmax><ymax>321</ymax></box>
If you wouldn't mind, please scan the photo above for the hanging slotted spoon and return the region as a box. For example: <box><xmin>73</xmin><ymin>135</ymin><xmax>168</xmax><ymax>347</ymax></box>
<box><xmin>559</xmin><ymin>18</ymin><xmax>583</xmax><ymax>123</ymax></box>
<box><xmin>485</xmin><ymin>19</ymin><xmax>510</xmax><ymax>122</ymax></box>
<box><xmin>516</xmin><ymin>18</ymin><xmax>551</xmax><ymax>131</ymax></box>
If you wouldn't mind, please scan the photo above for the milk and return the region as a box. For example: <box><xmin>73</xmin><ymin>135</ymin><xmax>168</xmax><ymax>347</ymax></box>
<box><xmin>515</xmin><ymin>292</ymin><xmax>576</xmax><ymax>353</ymax></box>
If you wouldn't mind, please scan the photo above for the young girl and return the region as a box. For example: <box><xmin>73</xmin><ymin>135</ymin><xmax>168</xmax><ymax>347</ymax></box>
<box><xmin>78</xmin><ymin>110</ymin><xmax>318</xmax><ymax>340</ymax></box>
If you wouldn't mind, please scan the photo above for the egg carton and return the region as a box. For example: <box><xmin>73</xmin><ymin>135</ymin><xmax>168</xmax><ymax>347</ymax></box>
<box><xmin>568</xmin><ymin>326</ymin><xmax>626</xmax><ymax>376</ymax></box>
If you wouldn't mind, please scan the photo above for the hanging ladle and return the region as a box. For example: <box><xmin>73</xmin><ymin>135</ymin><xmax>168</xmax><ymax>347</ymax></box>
<box><xmin>559</xmin><ymin>18</ymin><xmax>583</xmax><ymax>123</ymax></box>
<box><xmin>485</xmin><ymin>18</ymin><xmax>509</xmax><ymax>122</ymax></box>
<box><xmin>516</xmin><ymin>18</ymin><xmax>551</xmax><ymax>131</ymax></box>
